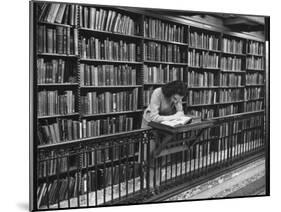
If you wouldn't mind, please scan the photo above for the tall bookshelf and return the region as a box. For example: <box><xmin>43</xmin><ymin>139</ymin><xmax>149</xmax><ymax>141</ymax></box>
<box><xmin>31</xmin><ymin>2</ymin><xmax>266</xmax><ymax>210</ymax></box>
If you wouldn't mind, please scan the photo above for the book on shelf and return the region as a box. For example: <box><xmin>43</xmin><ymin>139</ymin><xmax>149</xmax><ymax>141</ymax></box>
<box><xmin>80</xmin><ymin>6</ymin><xmax>140</xmax><ymax>35</ymax></box>
<box><xmin>81</xmin><ymin>89</ymin><xmax>138</xmax><ymax>114</ymax></box>
<box><xmin>37</xmin><ymin>25</ymin><xmax>78</xmax><ymax>55</ymax></box>
<box><xmin>221</xmin><ymin>37</ymin><xmax>244</xmax><ymax>54</ymax></box>
<box><xmin>187</xmin><ymin>90</ymin><xmax>218</xmax><ymax>105</ymax></box>
<box><xmin>38</xmin><ymin>90</ymin><xmax>75</xmax><ymax>116</ymax></box>
<box><xmin>246</xmin><ymin>56</ymin><xmax>264</xmax><ymax>70</ymax></box>
<box><xmin>189</xmin><ymin>31</ymin><xmax>219</xmax><ymax>50</ymax></box>
<box><xmin>37</xmin><ymin>58</ymin><xmax>76</xmax><ymax>84</ymax></box>
<box><xmin>80</xmin><ymin>36</ymin><xmax>139</xmax><ymax>61</ymax></box>
<box><xmin>37</xmin><ymin>161</ymin><xmax>141</xmax><ymax>208</ymax></box>
<box><xmin>38</xmin><ymin>3</ymin><xmax>77</xmax><ymax>26</ymax></box>
<box><xmin>187</xmin><ymin>71</ymin><xmax>215</xmax><ymax>87</ymax></box>
<box><xmin>221</xmin><ymin>56</ymin><xmax>242</xmax><ymax>71</ymax></box>
<box><xmin>188</xmin><ymin>50</ymin><xmax>219</xmax><ymax>68</ymax></box>
<box><xmin>144</xmin><ymin>17</ymin><xmax>185</xmax><ymax>42</ymax></box>
<box><xmin>248</xmin><ymin>40</ymin><xmax>264</xmax><ymax>56</ymax></box>
<box><xmin>144</xmin><ymin>41</ymin><xmax>186</xmax><ymax>63</ymax></box>
<box><xmin>80</xmin><ymin>64</ymin><xmax>137</xmax><ymax>86</ymax></box>
<box><xmin>144</xmin><ymin>65</ymin><xmax>184</xmax><ymax>84</ymax></box>
<box><xmin>220</xmin><ymin>73</ymin><xmax>242</xmax><ymax>87</ymax></box>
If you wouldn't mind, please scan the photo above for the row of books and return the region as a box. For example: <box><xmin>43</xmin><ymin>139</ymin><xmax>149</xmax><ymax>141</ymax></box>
<box><xmin>144</xmin><ymin>17</ymin><xmax>185</xmax><ymax>42</ymax></box>
<box><xmin>248</xmin><ymin>41</ymin><xmax>264</xmax><ymax>55</ymax></box>
<box><xmin>243</xmin><ymin>115</ymin><xmax>264</xmax><ymax>128</ymax></box>
<box><xmin>80</xmin><ymin>89</ymin><xmax>138</xmax><ymax>114</ymax></box>
<box><xmin>246</xmin><ymin>73</ymin><xmax>264</xmax><ymax>85</ymax></box>
<box><xmin>80</xmin><ymin>6</ymin><xmax>140</xmax><ymax>35</ymax></box>
<box><xmin>38</xmin><ymin>164</ymin><xmax>141</xmax><ymax>208</ymax></box>
<box><xmin>81</xmin><ymin>36</ymin><xmax>139</xmax><ymax>61</ymax></box>
<box><xmin>221</xmin><ymin>38</ymin><xmax>244</xmax><ymax>54</ymax></box>
<box><xmin>217</xmin><ymin>115</ymin><xmax>263</xmax><ymax>137</ymax></box>
<box><xmin>38</xmin><ymin>115</ymin><xmax>135</xmax><ymax>145</ymax></box>
<box><xmin>143</xmin><ymin>87</ymin><xmax>154</xmax><ymax>106</ymax></box>
<box><xmin>38</xmin><ymin>151</ymin><xmax>73</xmax><ymax>178</ymax></box>
<box><xmin>38</xmin><ymin>140</ymin><xmax>138</xmax><ymax>178</ymax></box>
<box><xmin>220</xmin><ymin>73</ymin><xmax>242</xmax><ymax>87</ymax></box>
<box><xmin>186</xmin><ymin>90</ymin><xmax>218</xmax><ymax>105</ymax></box>
<box><xmin>81</xmin><ymin>141</ymin><xmax>138</xmax><ymax>168</ymax></box>
<box><xmin>80</xmin><ymin>64</ymin><xmax>137</xmax><ymax>86</ymax></box>
<box><xmin>186</xmin><ymin>71</ymin><xmax>215</xmax><ymax>87</ymax></box>
<box><xmin>188</xmin><ymin>50</ymin><xmax>219</xmax><ymax>68</ymax></box>
<box><xmin>218</xmin><ymin>104</ymin><xmax>240</xmax><ymax>117</ymax></box>
<box><xmin>143</xmin><ymin>65</ymin><xmax>184</xmax><ymax>84</ymax></box>
<box><xmin>37</xmin><ymin>58</ymin><xmax>76</xmax><ymax>84</ymax></box>
<box><xmin>221</xmin><ymin>56</ymin><xmax>242</xmax><ymax>71</ymax></box>
<box><xmin>219</xmin><ymin>122</ymin><xmax>237</xmax><ymax>137</ymax></box>
<box><xmin>38</xmin><ymin>90</ymin><xmax>75</xmax><ymax>116</ymax></box>
<box><xmin>246</xmin><ymin>87</ymin><xmax>263</xmax><ymax>99</ymax></box>
<box><xmin>37</xmin><ymin>25</ymin><xmax>78</xmax><ymax>55</ymax></box>
<box><xmin>245</xmin><ymin>101</ymin><xmax>263</xmax><ymax>112</ymax></box>
<box><xmin>38</xmin><ymin>119</ymin><xmax>81</xmax><ymax>145</ymax></box>
<box><xmin>144</xmin><ymin>42</ymin><xmax>186</xmax><ymax>63</ymax></box>
<box><xmin>246</xmin><ymin>56</ymin><xmax>264</xmax><ymax>70</ymax></box>
<box><xmin>219</xmin><ymin>89</ymin><xmax>243</xmax><ymax>102</ymax></box>
<box><xmin>79</xmin><ymin>116</ymin><xmax>134</xmax><ymax>138</ymax></box>
<box><xmin>187</xmin><ymin>108</ymin><xmax>215</xmax><ymax>119</ymax></box>
<box><xmin>189</xmin><ymin>31</ymin><xmax>219</xmax><ymax>50</ymax></box>
<box><xmin>38</xmin><ymin>3</ymin><xmax>77</xmax><ymax>25</ymax></box>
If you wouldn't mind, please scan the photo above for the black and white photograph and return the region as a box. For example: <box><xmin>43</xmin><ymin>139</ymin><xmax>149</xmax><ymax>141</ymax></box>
<box><xmin>2</xmin><ymin>0</ymin><xmax>281</xmax><ymax>212</ymax></box>
<box><xmin>28</xmin><ymin>0</ymin><xmax>271</xmax><ymax>211</ymax></box>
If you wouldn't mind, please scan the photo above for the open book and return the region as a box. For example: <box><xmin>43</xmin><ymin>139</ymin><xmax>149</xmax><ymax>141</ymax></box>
<box><xmin>161</xmin><ymin>116</ymin><xmax>193</xmax><ymax>127</ymax></box>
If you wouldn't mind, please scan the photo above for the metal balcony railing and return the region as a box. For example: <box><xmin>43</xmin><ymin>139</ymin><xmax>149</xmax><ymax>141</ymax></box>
<box><xmin>36</xmin><ymin>111</ymin><xmax>265</xmax><ymax>210</ymax></box>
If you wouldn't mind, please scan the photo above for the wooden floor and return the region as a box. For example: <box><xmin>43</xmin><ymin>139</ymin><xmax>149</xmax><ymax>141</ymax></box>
<box><xmin>165</xmin><ymin>157</ymin><xmax>265</xmax><ymax>201</ymax></box>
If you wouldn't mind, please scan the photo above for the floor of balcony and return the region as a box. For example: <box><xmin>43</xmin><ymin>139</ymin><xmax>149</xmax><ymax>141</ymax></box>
<box><xmin>165</xmin><ymin>156</ymin><xmax>266</xmax><ymax>201</ymax></box>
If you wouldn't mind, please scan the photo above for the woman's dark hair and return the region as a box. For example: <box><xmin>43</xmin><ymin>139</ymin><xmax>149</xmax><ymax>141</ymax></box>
<box><xmin>162</xmin><ymin>80</ymin><xmax>187</xmax><ymax>98</ymax></box>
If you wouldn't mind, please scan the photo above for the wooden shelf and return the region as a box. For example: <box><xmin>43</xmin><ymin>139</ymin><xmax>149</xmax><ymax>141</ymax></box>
<box><xmin>37</xmin><ymin>53</ymin><xmax>78</xmax><ymax>58</ymax></box>
<box><xmin>185</xmin><ymin>103</ymin><xmax>218</xmax><ymax>107</ymax></box>
<box><xmin>37</xmin><ymin>128</ymin><xmax>147</xmax><ymax>150</ymax></box>
<box><xmin>144</xmin><ymin>60</ymin><xmax>187</xmax><ymax>65</ymax></box>
<box><xmin>188</xmin><ymin>66</ymin><xmax>220</xmax><ymax>70</ymax></box>
<box><xmin>144</xmin><ymin>37</ymin><xmax>188</xmax><ymax>46</ymax></box>
<box><xmin>246</xmin><ymin>68</ymin><xmax>264</xmax><ymax>72</ymax></box>
<box><xmin>217</xmin><ymin>100</ymin><xmax>245</xmax><ymax>105</ymax></box>
<box><xmin>245</xmin><ymin>98</ymin><xmax>264</xmax><ymax>101</ymax></box>
<box><xmin>37</xmin><ymin>83</ymin><xmax>79</xmax><ymax>87</ymax></box>
<box><xmin>246</xmin><ymin>53</ymin><xmax>264</xmax><ymax>57</ymax></box>
<box><xmin>219</xmin><ymin>86</ymin><xmax>244</xmax><ymax>89</ymax></box>
<box><xmin>81</xmin><ymin>110</ymin><xmax>143</xmax><ymax>118</ymax></box>
<box><xmin>37</xmin><ymin>21</ymin><xmax>73</xmax><ymax>28</ymax></box>
<box><xmin>220</xmin><ymin>70</ymin><xmax>246</xmax><ymax>73</ymax></box>
<box><xmin>245</xmin><ymin>84</ymin><xmax>264</xmax><ymax>87</ymax></box>
<box><xmin>80</xmin><ymin>58</ymin><xmax>143</xmax><ymax>64</ymax></box>
<box><xmin>143</xmin><ymin>83</ymin><xmax>165</xmax><ymax>86</ymax></box>
<box><xmin>221</xmin><ymin>51</ymin><xmax>246</xmax><ymax>57</ymax></box>
<box><xmin>212</xmin><ymin>110</ymin><xmax>264</xmax><ymax>120</ymax></box>
<box><xmin>80</xmin><ymin>85</ymin><xmax>143</xmax><ymax>88</ymax></box>
<box><xmin>80</xmin><ymin>27</ymin><xmax>143</xmax><ymax>39</ymax></box>
<box><xmin>38</xmin><ymin>113</ymin><xmax>80</xmax><ymax>119</ymax></box>
<box><xmin>188</xmin><ymin>46</ymin><xmax>221</xmax><ymax>53</ymax></box>
<box><xmin>187</xmin><ymin>86</ymin><xmax>220</xmax><ymax>89</ymax></box>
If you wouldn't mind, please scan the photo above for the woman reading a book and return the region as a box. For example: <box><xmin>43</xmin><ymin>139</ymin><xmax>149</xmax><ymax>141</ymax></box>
<box><xmin>141</xmin><ymin>80</ymin><xmax>186</xmax><ymax>187</ymax></box>
<box><xmin>141</xmin><ymin>80</ymin><xmax>186</xmax><ymax>153</ymax></box>
<box><xmin>142</xmin><ymin>80</ymin><xmax>186</xmax><ymax>129</ymax></box>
